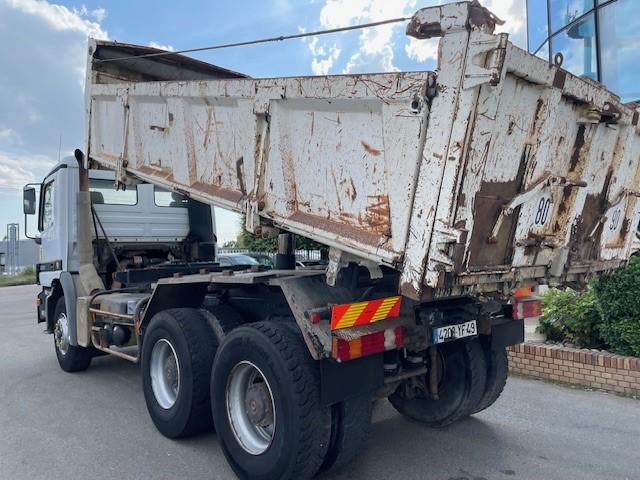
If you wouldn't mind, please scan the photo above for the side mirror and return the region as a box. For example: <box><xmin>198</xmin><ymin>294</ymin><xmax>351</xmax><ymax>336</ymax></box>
<box><xmin>23</xmin><ymin>187</ymin><xmax>36</xmax><ymax>215</ymax></box>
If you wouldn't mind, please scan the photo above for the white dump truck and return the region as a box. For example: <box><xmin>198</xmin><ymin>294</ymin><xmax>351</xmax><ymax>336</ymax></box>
<box><xmin>22</xmin><ymin>2</ymin><xmax>640</xmax><ymax>479</ymax></box>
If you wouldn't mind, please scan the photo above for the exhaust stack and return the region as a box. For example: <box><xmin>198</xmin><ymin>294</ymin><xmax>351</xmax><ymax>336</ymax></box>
<box><xmin>74</xmin><ymin>149</ymin><xmax>105</xmax><ymax>295</ymax></box>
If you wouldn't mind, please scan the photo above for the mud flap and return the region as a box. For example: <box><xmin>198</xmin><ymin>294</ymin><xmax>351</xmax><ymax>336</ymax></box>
<box><xmin>490</xmin><ymin>317</ymin><xmax>524</xmax><ymax>350</ymax></box>
<box><xmin>320</xmin><ymin>354</ymin><xmax>383</xmax><ymax>406</ymax></box>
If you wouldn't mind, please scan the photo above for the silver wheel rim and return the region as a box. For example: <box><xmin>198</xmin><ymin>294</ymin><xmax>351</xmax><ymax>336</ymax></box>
<box><xmin>54</xmin><ymin>312</ymin><xmax>70</xmax><ymax>356</ymax></box>
<box><xmin>226</xmin><ymin>361</ymin><xmax>276</xmax><ymax>455</ymax></box>
<box><xmin>150</xmin><ymin>339</ymin><xmax>181</xmax><ymax>410</ymax></box>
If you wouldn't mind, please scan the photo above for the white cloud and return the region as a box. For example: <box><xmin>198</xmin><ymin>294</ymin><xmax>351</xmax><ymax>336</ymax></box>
<box><xmin>0</xmin><ymin>128</ymin><xmax>23</xmax><ymax>146</ymax></box>
<box><xmin>405</xmin><ymin>37</ymin><xmax>438</xmax><ymax>63</ymax></box>
<box><xmin>5</xmin><ymin>0</ymin><xmax>106</xmax><ymax>38</ymax></box>
<box><xmin>305</xmin><ymin>36</ymin><xmax>341</xmax><ymax>75</ymax></box>
<box><xmin>148</xmin><ymin>41</ymin><xmax>175</xmax><ymax>52</ymax></box>
<box><xmin>0</xmin><ymin>0</ymin><xmax>108</xmax><ymax>227</ymax></box>
<box><xmin>317</xmin><ymin>0</ymin><xmax>416</xmax><ymax>73</ymax></box>
<box><xmin>310</xmin><ymin>0</ymin><xmax>526</xmax><ymax>73</ymax></box>
<box><xmin>0</xmin><ymin>152</ymin><xmax>54</xmax><ymax>191</ymax></box>
<box><xmin>484</xmin><ymin>0</ymin><xmax>527</xmax><ymax>49</ymax></box>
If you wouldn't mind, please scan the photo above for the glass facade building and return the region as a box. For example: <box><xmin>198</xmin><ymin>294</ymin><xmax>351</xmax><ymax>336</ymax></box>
<box><xmin>526</xmin><ymin>0</ymin><xmax>640</xmax><ymax>103</ymax></box>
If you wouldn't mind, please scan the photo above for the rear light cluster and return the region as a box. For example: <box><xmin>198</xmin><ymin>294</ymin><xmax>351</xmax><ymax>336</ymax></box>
<box><xmin>331</xmin><ymin>327</ymin><xmax>404</xmax><ymax>362</ymax></box>
<box><xmin>512</xmin><ymin>286</ymin><xmax>542</xmax><ymax>320</ymax></box>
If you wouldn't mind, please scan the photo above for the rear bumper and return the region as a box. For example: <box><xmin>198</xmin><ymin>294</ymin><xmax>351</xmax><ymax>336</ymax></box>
<box><xmin>490</xmin><ymin>317</ymin><xmax>524</xmax><ymax>350</ymax></box>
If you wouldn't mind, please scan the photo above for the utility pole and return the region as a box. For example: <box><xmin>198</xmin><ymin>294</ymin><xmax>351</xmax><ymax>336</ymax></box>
<box><xmin>6</xmin><ymin>223</ymin><xmax>19</xmax><ymax>275</ymax></box>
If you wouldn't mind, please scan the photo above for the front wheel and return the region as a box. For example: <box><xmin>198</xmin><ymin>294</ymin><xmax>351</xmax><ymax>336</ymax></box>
<box><xmin>53</xmin><ymin>297</ymin><xmax>92</xmax><ymax>372</ymax></box>
<box><xmin>211</xmin><ymin>322</ymin><xmax>331</xmax><ymax>480</ymax></box>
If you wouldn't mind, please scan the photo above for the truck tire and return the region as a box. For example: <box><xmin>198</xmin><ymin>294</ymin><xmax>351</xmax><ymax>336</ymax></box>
<box><xmin>211</xmin><ymin>322</ymin><xmax>331</xmax><ymax>480</ymax></box>
<box><xmin>141</xmin><ymin>308</ymin><xmax>218</xmax><ymax>439</ymax></box>
<box><xmin>470</xmin><ymin>344</ymin><xmax>508</xmax><ymax>414</ymax></box>
<box><xmin>200</xmin><ymin>305</ymin><xmax>243</xmax><ymax>343</ymax></box>
<box><xmin>389</xmin><ymin>338</ymin><xmax>486</xmax><ymax>427</ymax></box>
<box><xmin>320</xmin><ymin>394</ymin><xmax>373</xmax><ymax>474</ymax></box>
<box><xmin>53</xmin><ymin>296</ymin><xmax>92</xmax><ymax>372</ymax></box>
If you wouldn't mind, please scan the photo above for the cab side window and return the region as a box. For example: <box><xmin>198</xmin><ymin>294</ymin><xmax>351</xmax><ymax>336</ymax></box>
<box><xmin>41</xmin><ymin>180</ymin><xmax>55</xmax><ymax>231</ymax></box>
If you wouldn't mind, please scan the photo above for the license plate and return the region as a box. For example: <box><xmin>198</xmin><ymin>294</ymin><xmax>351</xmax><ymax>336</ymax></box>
<box><xmin>432</xmin><ymin>320</ymin><xmax>477</xmax><ymax>344</ymax></box>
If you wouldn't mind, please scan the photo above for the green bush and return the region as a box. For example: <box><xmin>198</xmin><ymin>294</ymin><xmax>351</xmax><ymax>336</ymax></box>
<box><xmin>538</xmin><ymin>287</ymin><xmax>603</xmax><ymax>348</ymax></box>
<box><xmin>537</xmin><ymin>257</ymin><xmax>640</xmax><ymax>357</ymax></box>
<box><xmin>592</xmin><ymin>256</ymin><xmax>640</xmax><ymax>357</ymax></box>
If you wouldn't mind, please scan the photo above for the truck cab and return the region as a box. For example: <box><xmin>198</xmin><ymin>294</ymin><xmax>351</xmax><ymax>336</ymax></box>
<box><xmin>24</xmin><ymin>157</ymin><xmax>217</xmax><ymax>332</ymax></box>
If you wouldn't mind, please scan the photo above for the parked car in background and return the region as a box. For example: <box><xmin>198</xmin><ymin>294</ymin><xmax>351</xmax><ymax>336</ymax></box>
<box><xmin>295</xmin><ymin>258</ymin><xmax>328</xmax><ymax>270</ymax></box>
<box><xmin>244</xmin><ymin>253</ymin><xmax>274</xmax><ymax>268</ymax></box>
<box><xmin>216</xmin><ymin>253</ymin><xmax>260</xmax><ymax>267</ymax></box>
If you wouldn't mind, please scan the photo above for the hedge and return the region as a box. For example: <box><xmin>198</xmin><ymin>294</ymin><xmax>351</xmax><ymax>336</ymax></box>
<box><xmin>538</xmin><ymin>257</ymin><xmax>640</xmax><ymax>357</ymax></box>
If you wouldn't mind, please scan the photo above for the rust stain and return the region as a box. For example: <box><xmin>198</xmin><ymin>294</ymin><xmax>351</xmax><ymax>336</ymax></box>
<box><xmin>553</xmin><ymin>69</ymin><xmax>567</xmax><ymax>89</ymax></box>
<box><xmin>361</xmin><ymin>140</ymin><xmax>382</xmax><ymax>156</ymax></box>
<box><xmin>348</xmin><ymin>177</ymin><xmax>357</xmax><ymax>201</ymax></box>
<box><xmin>569</xmin><ymin>167</ymin><xmax>614</xmax><ymax>262</ymax></box>
<box><xmin>568</xmin><ymin>125</ymin><xmax>586</xmax><ymax>172</ymax></box>
<box><xmin>235</xmin><ymin>157</ymin><xmax>246</xmax><ymax>196</ymax></box>
<box><xmin>330</xmin><ymin>169</ymin><xmax>343</xmax><ymax>212</ymax></box>
<box><xmin>191</xmin><ymin>180</ymin><xmax>244</xmax><ymax>203</ymax></box>
<box><xmin>288</xmin><ymin>211</ymin><xmax>391</xmax><ymax>250</ymax></box>
<box><xmin>467</xmin><ymin>149</ymin><xmax>529</xmax><ymax>268</ymax></box>
<box><xmin>279</xmin><ymin>134</ymin><xmax>298</xmax><ymax>212</ymax></box>
<box><xmin>136</xmin><ymin>165</ymin><xmax>243</xmax><ymax>204</ymax></box>
<box><xmin>364</xmin><ymin>194</ymin><xmax>391</xmax><ymax>235</ymax></box>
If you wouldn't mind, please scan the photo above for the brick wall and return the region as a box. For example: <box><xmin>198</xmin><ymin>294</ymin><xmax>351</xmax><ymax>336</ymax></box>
<box><xmin>508</xmin><ymin>343</ymin><xmax>640</xmax><ymax>398</ymax></box>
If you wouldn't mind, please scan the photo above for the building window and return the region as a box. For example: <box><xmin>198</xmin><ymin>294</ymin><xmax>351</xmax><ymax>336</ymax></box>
<box><xmin>549</xmin><ymin>0</ymin><xmax>594</xmax><ymax>32</ymax></box>
<box><xmin>598</xmin><ymin>0</ymin><xmax>640</xmax><ymax>102</ymax></box>
<box><xmin>527</xmin><ymin>0</ymin><xmax>549</xmax><ymax>53</ymax></box>
<box><xmin>527</xmin><ymin>0</ymin><xmax>639</xmax><ymax>102</ymax></box>
<box><xmin>551</xmin><ymin>12</ymin><xmax>597</xmax><ymax>80</ymax></box>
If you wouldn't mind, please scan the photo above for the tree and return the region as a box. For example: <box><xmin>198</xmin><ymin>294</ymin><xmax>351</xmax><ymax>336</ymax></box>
<box><xmin>238</xmin><ymin>215</ymin><xmax>327</xmax><ymax>256</ymax></box>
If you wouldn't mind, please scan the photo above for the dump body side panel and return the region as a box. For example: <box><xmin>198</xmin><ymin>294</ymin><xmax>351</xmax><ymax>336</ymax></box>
<box><xmin>88</xmin><ymin>72</ymin><xmax>433</xmax><ymax>267</ymax></box>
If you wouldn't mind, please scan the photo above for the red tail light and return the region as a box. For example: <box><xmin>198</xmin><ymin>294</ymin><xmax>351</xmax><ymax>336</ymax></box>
<box><xmin>512</xmin><ymin>298</ymin><xmax>542</xmax><ymax>319</ymax></box>
<box><xmin>331</xmin><ymin>327</ymin><xmax>404</xmax><ymax>362</ymax></box>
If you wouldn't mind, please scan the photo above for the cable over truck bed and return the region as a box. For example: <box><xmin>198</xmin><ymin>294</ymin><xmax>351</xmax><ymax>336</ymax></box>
<box><xmin>85</xmin><ymin>0</ymin><xmax>640</xmax><ymax>299</ymax></box>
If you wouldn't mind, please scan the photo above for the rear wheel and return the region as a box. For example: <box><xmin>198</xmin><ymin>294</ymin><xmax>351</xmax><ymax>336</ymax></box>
<box><xmin>389</xmin><ymin>338</ymin><xmax>486</xmax><ymax>427</ymax></box>
<box><xmin>320</xmin><ymin>394</ymin><xmax>373</xmax><ymax>474</ymax></box>
<box><xmin>141</xmin><ymin>308</ymin><xmax>218</xmax><ymax>438</ymax></box>
<box><xmin>470</xmin><ymin>343</ymin><xmax>508</xmax><ymax>414</ymax></box>
<box><xmin>53</xmin><ymin>297</ymin><xmax>92</xmax><ymax>372</ymax></box>
<box><xmin>200</xmin><ymin>305</ymin><xmax>243</xmax><ymax>343</ymax></box>
<box><xmin>211</xmin><ymin>322</ymin><xmax>331</xmax><ymax>480</ymax></box>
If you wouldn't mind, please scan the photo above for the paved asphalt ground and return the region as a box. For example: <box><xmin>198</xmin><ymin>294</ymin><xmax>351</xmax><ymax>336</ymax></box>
<box><xmin>1</xmin><ymin>285</ymin><xmax>639</xmax><ymax>480</ymax></box>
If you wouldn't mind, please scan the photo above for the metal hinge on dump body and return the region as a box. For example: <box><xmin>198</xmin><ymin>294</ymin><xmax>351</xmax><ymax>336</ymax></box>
<box><xmin>462</xmin><ymin>32</ymin><xmax>509</xmax><ymax>89</ymax></box>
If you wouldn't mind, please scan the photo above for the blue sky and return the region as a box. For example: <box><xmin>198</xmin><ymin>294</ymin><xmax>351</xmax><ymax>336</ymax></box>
<box><xmin>0</xmin><ymin>0</ymin><xmax>526</xmax><ymax>243</ymax></box>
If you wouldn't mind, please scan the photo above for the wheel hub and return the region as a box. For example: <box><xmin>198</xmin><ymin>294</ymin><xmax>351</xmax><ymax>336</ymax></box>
<box><xmin>54</xmin><ymin>313</ymin><xmax>70</xmax><ymax>356</ymax></box>
<box><xmin>226</xmin><ymin>361</ymin><xmax>276</xmax><ymax>455</ymax></box>
<box><xmin>245</xmin><ymin>382</ymin><xmax>273</xmax><ymax>427</ymax></box>
<box><xmin>165</xmin><ymin>356</ymin><xmax>178</xmax><ymax>389</ymax></box>
<box><xmin>150</xmin><ymin>339</ymin><xmax>181</xmax><ymax>410</ymax></box>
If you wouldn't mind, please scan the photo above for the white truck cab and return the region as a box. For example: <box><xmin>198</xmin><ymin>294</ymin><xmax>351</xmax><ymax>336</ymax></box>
<box><xmin>24</xmin><ymin>156</ymin><xmax>216</xmax><ymax>333</ymax></box>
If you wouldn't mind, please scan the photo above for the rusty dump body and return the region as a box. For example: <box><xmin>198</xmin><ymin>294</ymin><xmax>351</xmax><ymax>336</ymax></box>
<box><xmin>85</xmin><ymin>1</ymin><xmax>640</xmax><ymax>300</ymax></box>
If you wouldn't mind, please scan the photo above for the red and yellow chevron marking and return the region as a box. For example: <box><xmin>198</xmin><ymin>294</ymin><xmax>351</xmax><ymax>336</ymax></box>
<box><xmin>331</xmin><ymin>296</ymin><xmax>402</xmax><ymax>330</ymax></box>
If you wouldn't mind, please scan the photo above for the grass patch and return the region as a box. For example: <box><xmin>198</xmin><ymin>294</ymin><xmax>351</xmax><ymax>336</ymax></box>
<box><xmin>0</xmin><ymin>266</ymin><xmax>36</xmax><ymax>287</ymax></box>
